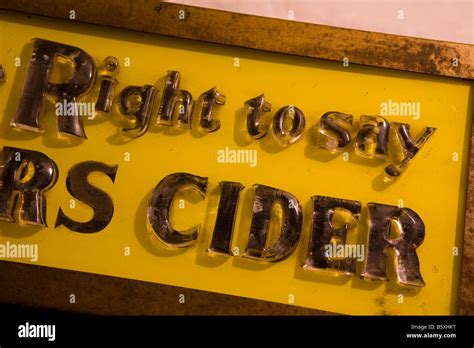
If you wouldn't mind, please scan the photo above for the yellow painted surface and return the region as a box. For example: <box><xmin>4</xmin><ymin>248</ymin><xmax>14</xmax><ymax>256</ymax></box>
<box><xmin>0</xmin><ymin>11</ymin><xmax>472</xmax><ymax>315</ymax></box>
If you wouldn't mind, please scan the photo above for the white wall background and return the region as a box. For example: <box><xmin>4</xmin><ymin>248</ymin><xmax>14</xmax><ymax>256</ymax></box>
<box><xmin>166</xmin><ymin>0</ymin><xmax>474</xmax><ymax>44</ymax></box>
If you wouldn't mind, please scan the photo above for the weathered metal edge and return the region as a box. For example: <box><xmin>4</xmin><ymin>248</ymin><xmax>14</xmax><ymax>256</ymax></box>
<box><xmin>0</xmin><ymin>261</ymin><xmax>333</xmax><ymax>315</ymax></box>
<box><xmin>0</xmin><ymin>0</ymin><xmax>472</xmax><ymax>79</ymax></box>
<box><xmin>459</xmin><ymin>111</ymin><xmax>474</xmax><ymax>315</ymax></box>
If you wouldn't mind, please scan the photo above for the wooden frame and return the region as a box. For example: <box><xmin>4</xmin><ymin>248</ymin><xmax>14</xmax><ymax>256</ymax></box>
<box><xmin>0</xmin><ymin>0</ymin><xmax>472</xmax><ymax>315</ymax></box>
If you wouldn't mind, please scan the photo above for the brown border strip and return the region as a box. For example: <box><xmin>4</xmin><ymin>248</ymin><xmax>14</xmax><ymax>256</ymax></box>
<box><xmin>460</xmin><ymin>119</ymin><xmax>474</xmax><ymax>315</ymax></box>
<box><xmin>0</xmin><ymin>261</ymin><xmax>331</xmax><ymax>315</ymax></box>
<box><xmin>0</xmin><ymin>0</ymin><xmax>472</xmax><ymax>79</ymax></box>
<box><xmin>0</xmin><ymin>0</ymin><xmax>472</xmax><ymax>315</ymax></box>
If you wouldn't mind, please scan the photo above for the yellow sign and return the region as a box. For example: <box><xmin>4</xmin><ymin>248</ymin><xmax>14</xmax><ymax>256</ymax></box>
<box><xmin>0</xmin><ymin>11</ymin><xmax>472</xmax><ymax>315</ymax></box>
